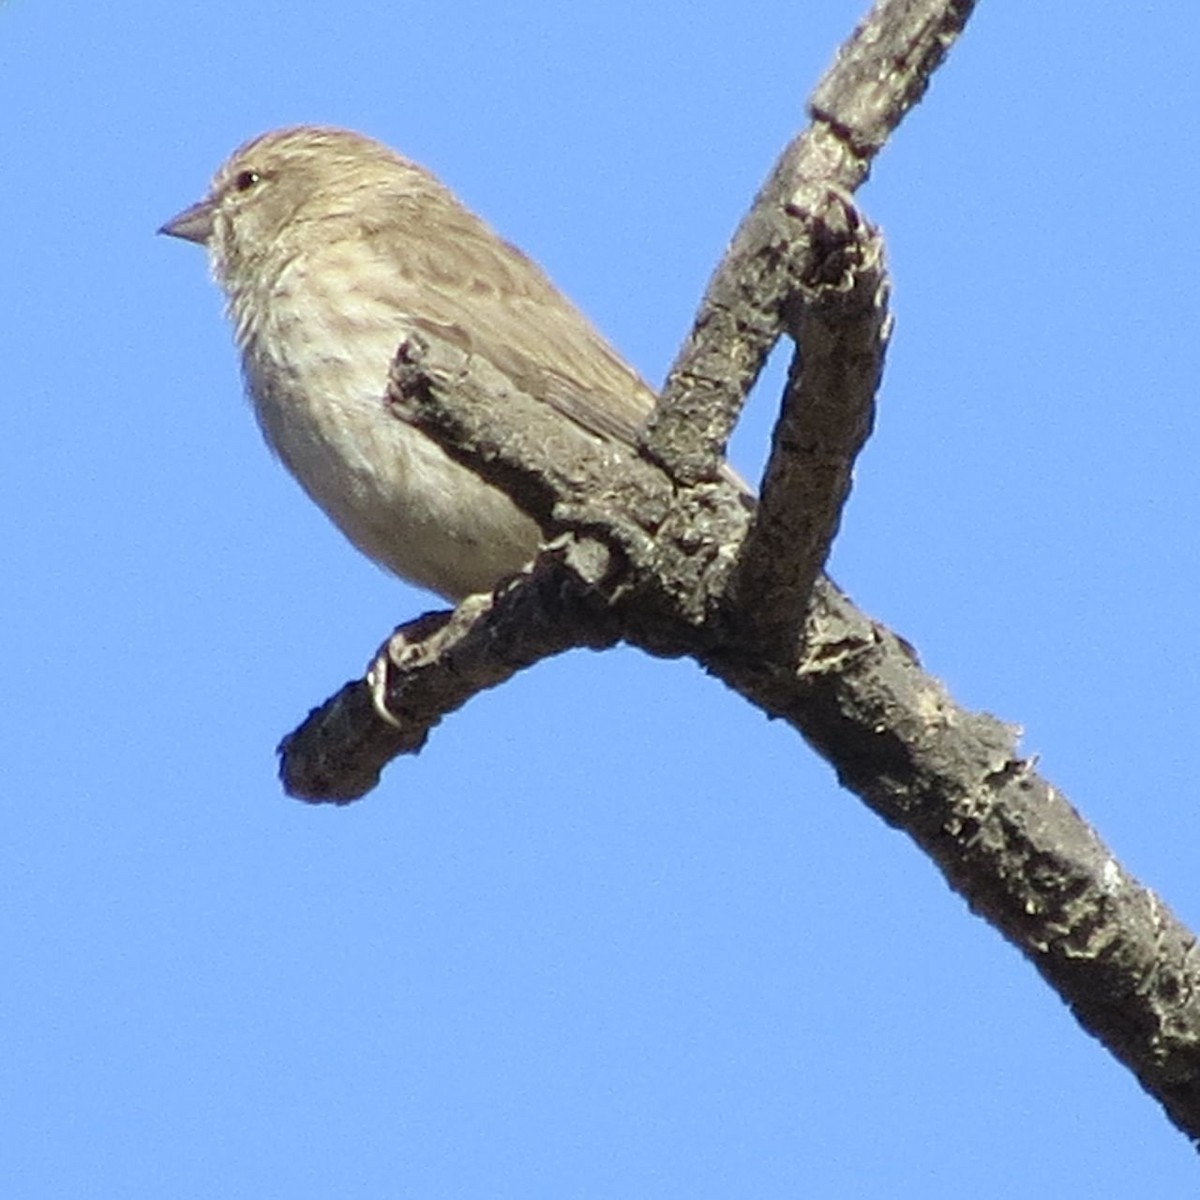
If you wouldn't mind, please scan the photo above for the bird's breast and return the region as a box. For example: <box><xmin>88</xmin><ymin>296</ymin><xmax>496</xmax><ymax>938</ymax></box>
<box><xmin>234</xmin><ymin>274</ymin><xmax>539</xmax><ymax>598</ymax></box>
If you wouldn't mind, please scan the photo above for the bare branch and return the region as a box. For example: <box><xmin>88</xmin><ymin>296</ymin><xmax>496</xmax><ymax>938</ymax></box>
<box><xmin>273</xmin><ymin>0</ymin><xmax>1200</xmax><ymax>1147</ymax></box>
<box><xmin>725</xmin><ymin>192</ymin><xmax>890</xmax><ymax>652</ymax></box>
<box><xmin>282</xmin><ymin>467</ymin><xmax>1200</xmax><ymax>1140</ymax></box>
<box><xmin>710</xmin><ymin>578</ymin><xmax>1200</xmax><ymax>1143</ymax></box>
<box><xmin>641</xmin><ymin>0</ymin><xmax>976</xmax><ymax>483</ymax></box>
<box><xmin>809</xmin><ymin>0</ymin><xmax>978</xmax><ymax>153</ymax></box>
<box><xmin>384</xmin><ymin>334</ymin><xmax>752</xmax><ymax>638</ymax></box>
<box><xmin>281</xmin><ymin>552</ymin><xmax>622</xmax><ymax>803</ymax></box>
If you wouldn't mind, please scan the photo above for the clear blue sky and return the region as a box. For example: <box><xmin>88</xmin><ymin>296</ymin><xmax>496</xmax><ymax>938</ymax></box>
<box><xmin>4</xmin><ymin>0</ymin><xmax>1199</xmax><ymax>1194</ymax></box>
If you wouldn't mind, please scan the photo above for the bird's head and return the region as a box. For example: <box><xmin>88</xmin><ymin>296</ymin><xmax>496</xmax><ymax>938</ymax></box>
<box><xmin>159</xmin><ymin>125</ymin><xmax>424</xmax><ymax>294</ymax></box>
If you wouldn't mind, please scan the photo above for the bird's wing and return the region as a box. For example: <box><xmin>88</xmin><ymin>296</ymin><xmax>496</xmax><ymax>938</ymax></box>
<box><xmin>360</xmin><ymin>214</ymin><xmax>658</xmax><ymax>449</ymax></box>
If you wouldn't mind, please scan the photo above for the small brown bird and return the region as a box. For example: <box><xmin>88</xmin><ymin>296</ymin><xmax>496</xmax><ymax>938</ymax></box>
<box><xmin>160</xmin><ymin>125</ymin><xmax>661</xmax><ymax>599</ymax></box>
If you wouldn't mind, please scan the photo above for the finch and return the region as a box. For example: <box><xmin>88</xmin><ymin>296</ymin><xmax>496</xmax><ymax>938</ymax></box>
<box><xmin>160</xmin><ymin>125</ymin><xmax>662</xmax><ymax>600</ymax></box>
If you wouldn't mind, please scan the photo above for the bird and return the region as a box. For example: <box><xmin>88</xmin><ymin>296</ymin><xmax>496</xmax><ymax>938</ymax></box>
<box><xmin>159</xmin><ymin>125</ymin><xmax>666</xmax><ymax>600</ymax></box>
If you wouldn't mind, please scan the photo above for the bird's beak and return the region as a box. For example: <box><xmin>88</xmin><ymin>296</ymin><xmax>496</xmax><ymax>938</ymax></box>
<box><xmin>158</xmin><ymin>196</ymin><xmax>216</xmax><ymax>245</ymax></box>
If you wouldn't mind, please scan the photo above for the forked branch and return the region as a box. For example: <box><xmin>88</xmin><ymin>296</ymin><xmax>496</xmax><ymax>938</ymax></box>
<box><xmin>277</xmin><ymin>0</ymin><xmax>1200</xmax><ymax>1147</ymax></box>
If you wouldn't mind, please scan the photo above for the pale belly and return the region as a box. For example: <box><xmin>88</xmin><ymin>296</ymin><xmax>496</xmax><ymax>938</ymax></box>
<box><xmin>243</xmin><ymin>335</ymin><xmax>541</xmax><ymax>600</ymax></box>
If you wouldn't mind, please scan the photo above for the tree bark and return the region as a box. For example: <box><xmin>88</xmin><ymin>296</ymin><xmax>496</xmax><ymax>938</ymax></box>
<box><xmin>276</xmin><ymin>0</ymin><xmax>1200</xmax><ymax>1149</ymax></box>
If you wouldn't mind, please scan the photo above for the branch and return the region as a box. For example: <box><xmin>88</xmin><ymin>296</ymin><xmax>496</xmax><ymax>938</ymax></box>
<box><xmin>725</xmin><ymin>192</ymin><xmax>890</xmax><ymax>652</ymax></box>
<box><xmin>710</xmin><ymin>579</ymin><xmax>1200</xmax><ymax>1144</ymax></box>
<box><xmin>383</xmin><ymin>333</ymin><xmax>752</xmax><ymax>641</ymax></box>
<box><xmin>284</xmin><ymin>376</ymin><xmax>1200</xmax><ymax>1134</ymax></box>
<box><xmin>640</xmin><ymin>0</ymin><xmax>976</xmax><ymax>482</ymax></box>
<box><xmin>280</xmin><ymin>549</ymin><xmax>622</xmax><ymax>803</ymax></box>
<box><xmin>273</xmin><ymin>0</ymin><xmax>1200</xmax><ymax>1147</ymax></box>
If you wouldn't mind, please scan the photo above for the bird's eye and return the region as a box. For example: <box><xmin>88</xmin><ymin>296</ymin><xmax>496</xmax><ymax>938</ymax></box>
<box><xmin>234</xmin><ymin>169</ymin><xmax>261</xmax><ymax>192</ymax></box>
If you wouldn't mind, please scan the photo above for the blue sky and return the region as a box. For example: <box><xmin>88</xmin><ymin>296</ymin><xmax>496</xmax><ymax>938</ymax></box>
<box><xmin>4</xmin><ymin>0</ymin><xmax>1200</xmax><ymax>1194</ymax></box>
